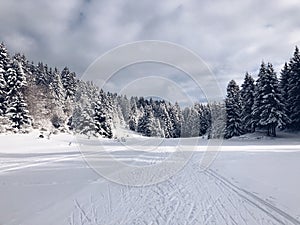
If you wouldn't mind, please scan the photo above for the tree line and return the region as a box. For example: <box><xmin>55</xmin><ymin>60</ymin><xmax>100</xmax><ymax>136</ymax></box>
<box><xmin>225</xmin><ymin>47</ymin><xmax>300</xmax><ymax>138</ymax></box>
<box><xmin>0</xmin><ymin>42</ymin><xmax>299</xmax><ymax>138</ymax></box>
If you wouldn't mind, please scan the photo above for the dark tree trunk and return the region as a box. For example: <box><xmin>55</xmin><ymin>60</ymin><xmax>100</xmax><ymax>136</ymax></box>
<box><xmin>273</xmin><ymin>125</ymin><xmax>276</xmax><ymax>137</ymax></box>
<box><xmin>267</xmin><ymin>125</ymin><xmax>270</xmax><ymax>136</ymax></box>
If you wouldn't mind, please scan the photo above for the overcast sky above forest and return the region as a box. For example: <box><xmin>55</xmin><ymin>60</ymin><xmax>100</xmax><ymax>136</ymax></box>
<box><xmin>0</xmin><ymin>0</ymin><xmax>299</xmax><ymax>104</ymax></box>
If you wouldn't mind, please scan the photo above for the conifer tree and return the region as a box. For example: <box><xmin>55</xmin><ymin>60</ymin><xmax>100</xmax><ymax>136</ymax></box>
<box><xmin>35</xmin><ymin>62</ymin><xmax>48</xmax><ymax>86</ymax></box>
<box><xmin>61</xmin><ymin>67</ymin><xmax>77</xmax><ymax>100</ymax></box>
<box><xmin>78</xmin><ymin>107</ymin><xmax>96</xmax><ymax>137</ymax></box>
<box><xmin>253</xmin><ymin>62</ymin><xmax>290</xmax><ymax>136</ymax></box>
<box><xmin>168</xmin><ymin>102</ymin><xmax>182</xmax><ymax>138</ymax></box>
<box><xmin>181</xmin><ymin>107</ymin><xmax>191</xmax><ymax>137</ymax></box>
<box><xmin>157</xmin><ymin>101</ymin><xmax>172</xmax><ymax>138</ymax></box>
<box><xmin>280</xmin><ymin>63</ymin><xmax>291</xmax><ymax>104</ymax></box>
<box><xmin>287</xmin><ymin>46</ymin><xmax>300</xmax><ymax>130</ymax></box>
<box><xmin>199</xmin><ymin>104</ymin><xmax>210</xmax><ymax>136</ymax></box>
<box><xmin>207</xmin><ymin>102</ymin><xmax>226</xmax><ymax>139</ymax></box>
<box><xmin>94</xmin><ymin>90</ymin><xmax>113</xmax><ymax>138</ymax></box>
<box><xmin>137</xmin><ymin>105</ymin><xmax>162</xmax><ymax>137</ymax></box>
<box><xmin>0</xmin><ymin>43</ymin><xmax>9</xmax><ymax>116</ymax></box>
<box><xmin>50</xmin><ymin>67</ymin><xmax>65</xmax><ymax>102</ymax></box>
<box><xmin>119</xmin><ymin>95</ymin><xmax>131</xmax><ymax>123</ymax></box>
<box><xmin>225</xmin><ymin>80</ymin><xmax>243</xmax><ymax>138</ymax></box>
<box><xmin>128</xmin><ymin>99</ymin><xmax>138</xmax><ymax>131</ymax></box>
<box><xmin>240</xmin><ymin>72</ymin><xmax>255</xmax><ymax>132</ymax></box>
<box><xmin>5</xmin><ymin>60</ymin><xmax>31</xmax><ymax>130</ymax></box>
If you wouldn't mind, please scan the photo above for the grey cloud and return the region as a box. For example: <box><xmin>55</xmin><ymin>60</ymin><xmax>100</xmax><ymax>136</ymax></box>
<box><xmin>0</xmin><ymin>0</ymin><xmax>299</xmax><ymax>102</ymax></box>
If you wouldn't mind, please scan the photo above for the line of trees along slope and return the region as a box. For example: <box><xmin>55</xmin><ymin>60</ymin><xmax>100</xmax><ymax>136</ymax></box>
<box><xmin>0</xmin><ymin>42</ymin><xmax>299</xmax><ymax>138</ymax></box>
<box><xmin>225</xmin><ymin>47</ymin><xmax>300</xmax><ymax>138</ymax></box>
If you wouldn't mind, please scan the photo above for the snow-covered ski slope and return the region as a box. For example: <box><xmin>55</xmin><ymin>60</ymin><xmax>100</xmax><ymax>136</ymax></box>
<box><xmin>0</xmin><ymin>131</ymin><xmax>300</xmax><ymax>225</ymax></box>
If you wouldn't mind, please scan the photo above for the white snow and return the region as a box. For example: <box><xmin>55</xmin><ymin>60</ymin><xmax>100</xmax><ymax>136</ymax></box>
<box><xmin>0</xmin><ymin>130</ymin><xmax>300</xmax><ymax>224</ymax></box>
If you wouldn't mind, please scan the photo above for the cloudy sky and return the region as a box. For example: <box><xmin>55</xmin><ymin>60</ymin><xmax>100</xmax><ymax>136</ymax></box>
<box><xmin>0</xmin><ymin>0</ymin><xmax>299</xmax><ymax>104</ymax></box>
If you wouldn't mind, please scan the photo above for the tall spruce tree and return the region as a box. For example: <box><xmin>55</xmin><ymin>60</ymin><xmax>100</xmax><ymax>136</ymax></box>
<box><xmin>78</xmin><ymin>107</ymin><xmax>96</xmax><ymax>137</ymax></box>
<box><xmin>252</xmin><ymin>62</ymin><xmax>267</xmax><ymax>131</ymax></box>
<box><xmin>94</xmin><ymin>90</ymin><xmax>113</xmax><ymax>138</ymax></box>
<box><xmin>240</xmin><ymin>72</ymin><xmax>255</xmax><ymax>132</ymax></box>
<box><xmin>61</xmin><ymin>67</ymin><xmax>77</xmax><ymax>100</ymax></box>
<box><xmin>206</xmin><ymin>103</ymin><xmax>226</xmax><ymax>139</ymax></box>
<box><xmin>137</xmin><ymin>105</ymin><xmax>162</xmax><ymax>137</ymax></box>
<box><xmin>168</xmin><ymin>102</ymin><xmax>182</xmax><ymax>138</ymax></box>
<box><xmin>181</xmin><ymin>107</ymin><xmax>189</xmax><ymax>137</ymax></box>
<box><xmin>280</xmin><ymin>63</ymin><xmax>291</xmax><ymax>104</ymax></box>
<box><xmin>225</xmin><ymin>80</ymin><xmax>243</xmax><ymax>138</ymax></box>
<box><xmin>5</xmin><ymin>60</ymin><xmax>31</xmax><ymax>130</ymax></box>
<box><xmin>181</xmin><ymin>106</ymin><xmax>200</xmax><ymax>137</ymax></box>
<box><xmin>199</xmin><ymin>104</ymin><xmax>210</xmax><ymax>136</ymax></box>
<box><xmin>128</xmin><ymin>99</ymin><xmax>138</xmax><ymax>131</ymax></box>
<box><xmin>35</xmin><ymin>62</ymin><xmax>48</xmax><ymax>86</ymax></box>
<box><xmin>0</xmin><ymin>70</ymin><xmax>6</xmax><ymax>115</ymax></box>
<box><xmin>157</xmin><ymin>101</ymin><xmax>172</xmax><ymax>138</ymax></box>
<box><xmin>50</xmin><ymin>67</ymin><xmax>65</xmax><ymax>102</ymax></box>
<box><xmin>0</xmin><ymin>43</ymin><xmax>11</xmax><ymax>132</ymax></box>
<box><xmin>0</xmin><ymin>43</ymin><xmax>9</xmax><ymax>116</ymax></box>
<box><xmin>287</xmin><ymin>46</ymin><xmax>300</xmax><ymax>130</ymax></box>
<box><xmin>119</xmin><ymin>95</ymin><xmax>131</xmax><ymax>123</ymax></box>
<box><xmin>253</xmin><ymin>62</ymin><xmax>289</xmax><ymax>136</ymax></box>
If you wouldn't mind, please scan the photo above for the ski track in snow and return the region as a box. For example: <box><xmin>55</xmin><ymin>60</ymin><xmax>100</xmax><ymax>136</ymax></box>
<box><xmin>0</xmin><ymin>153</ymin><xmax>82</xmax><ymax>174</ymax></box>
<box><xmin>2</xmin><ymin>133</ymin><xmax>300</xmax><ymax>225</ymax></box>
<box><xmin>69</xmin><ymin>160</ymin><xmax>300</xmax><ymax>225</ymax></box>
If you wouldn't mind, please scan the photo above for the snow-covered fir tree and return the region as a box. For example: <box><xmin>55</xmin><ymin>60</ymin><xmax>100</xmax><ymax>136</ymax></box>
<box><xmin>253</xmin><ymin>62</ymin><xmax>290</xmax><ymax>136</ymax></box>
<box><xmin>199</xmin><ymin>104</ymin><xmax>210</xmax><ymax>136</ymax></box>
<box><xmin>6</xmin><ymin>94</ymin><xmax>31</xmax><ymax>130</ymax></box>
<box><xmin>207</xmin><ymin>102</ymin><xmax>226</xmax><ymax>139</ymax></box>
<box><xmin>0</xmin><ymin>43</ymin><xmax>9</xmax><ymax>116</ymax></box>
<box><xmin>78</xmin><ymin>106</ymin><xmax>96</xmax><ymax>137</ymax></box>
<box><xmin>35</xmin><ymin>62</ymin><xmax>48</xmax><ymax>86</ymax></box>
<box><xmin>61</xmin><ymin>67</ymin><xmax>77</xmax><ymax>100</ymax></box>
<box><xmin>48</xmin><ymin>67</ymin><xmax>67</xmax><ymax>129</ymax></box>
<box><xmin>13</xmin><ymin>54</ymin><xmax>32</xmax><ymax>80</ymax></box>
<box><xmin>94</xmin><ymin>90</ymin><xmax>113</xmax><ymax>138</ymax></box>
<box><xmin>0</xmin><ymin>44</ymin><xmax>10</xmax><ymax>132</ymax></box>
<box><xmin>5</xmin><ymin>60</ymin><xmax>31</xmax><ymax>130</ymax></box>
<box><xmin>194</xmin><ymin>103</ymin><xmax>209</xmax><ymax>137</ymax></box>
<box><xmin>71</xmin><ymin>81</ymin><xmax>91</xmax><ymax>132</ymax></box>
<box><xmin>157</xmin><ymin>101</ymin><xmax>172</xmax><ymax>138</ymax></box>
<box><xmin>287</xmin><ymin>46</ymin><xmax>300</xmax><ymax>130</ymax></box>
<box><xmin>128</xmin><ymin>98</ymin><xmax>138</xmax><ymax>131</ymax></box>
<box><xmin>280</xmin><ymin>63</ymin><xmax>291</xmax><ymax>105</ymax></box>
<box><xmin>118</xmin><ymin>95</ymin><xmax>131</xmax><ymax>123</ymax></box>
<box><xmin>49</xmin><ymin>67</ymin><xmax>65</xmax><ymax>102</ymax></box>
<box><xmin>168</xmin><ymin>102</ymin><xmax>182</xmax><ymax>138</ymax></box>
<box><xmin>137</xmin><ymin>105</ymin><xmax>163</xmax><ymax>137</ymax></box>
<box><xmin>240</xmin><ymin>72</ymin><xmax>255</xmax><ymax>132</ymax></box>
<box><xmin>279</xmin><ymin>62</ymin><xmax>292</xmax><ymax>129</ymax></box>
<box><xmin>252</xmin><ymin>62</ymin><xmax>267</xmax><ymax>132</ymax></box>
<box><xmin>181</xmin><ymin>106</ymin><xmax>200</xmax><ymax>137</ymax></box>
<box><xmin>225</xmin><ymin>80</ymin><xmax>243</xmax><ymax>139</ymax></box>
<box><xmin>0</xmin><ymin>70</ymin><xmax>6</xmax><ymax>115</ymax></box>
<box><xmin>110</xmin><ymin>93</ymin><xmax>125</xmax><ymax>128</ymax></box>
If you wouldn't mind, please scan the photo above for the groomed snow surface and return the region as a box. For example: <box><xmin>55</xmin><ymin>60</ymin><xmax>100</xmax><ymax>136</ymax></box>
<box><xmin>0</xmin><ymin>130</ymin><xmax>300</xmax><ymax>225</ymax></box>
